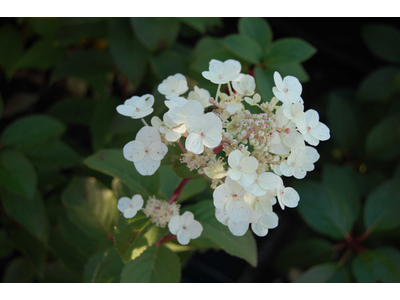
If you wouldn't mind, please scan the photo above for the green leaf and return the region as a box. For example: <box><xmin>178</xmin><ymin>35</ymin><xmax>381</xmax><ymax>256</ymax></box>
<box><xmin>295</xmin><ymin>181</ymin><xmax>354</xmax><ymax>240</ymax></box>
<box><xmin>150</xmin><ymin>48</ymin><xmax>189</xmax><ymax>80</ymax></box>
<box><xmin>365</xmin><ymin>113</ymin><xmax>400</xmax><ymax>160</ymax></box>
<box><xmin>357</xmin><ymin>67</ymin><xmax>400</xmax><ymax>102</ymax></box>
<box><xmin>27</xmin><ymin>17</ymin><xmax>60</xmax><ymax>38</ymax></box>
<box><xmin>0</xmin><ymin>24</ymin><xmax>23</xmax><ymax>78</ymax></box>
<box><xmin>254</xmin><ymin>66</ymin><xmax>274</xmax><ymax>102</ymax></box>
<box><xmin>352</xmin><ymin>248</ymin><xmax>400</xmax><ymax>282</ymax></box>
<box><xmin>130</xmin><ymin>18</ymin><xmax>180</xmax><ymax>52</ymax></box>
<box><xmin>364</xmin><ymin>179</ymin><xmax>400</xmax><ymax>232</ymax></box>
<box><xmin>46</xmin><ymin>97</ymin><xmax>95</xmax><ymax>125</ymax></box>
<box><xmin>84</xmin><ymin>246</ymin><xmax>124</xmax><ymax>283</ymax></box>
<box><xmin>362</xmin><ymin>24</ymin><xmax>400</xmax><ymax>63</ymax></box>
<box><xmin>182</xmin><ymin>200</ymin><xmax>257</xmax><ymax>267</ymax></box>
<box><xmin>61</xmin><ymin>176</ymin><xmax>118</xmax><ymax>249</ymax></box>
<box><xmin>120</xmin><ymin>244</ymin><xmax>181</xmax><ymax>283</ymax></box>
<box><xmin>0</xmin><ymin>149</ymin><xmax>37</xmax><ymax>199</ymax></box>
<box><xmin>173</xmin><ymin>159</ymin><xmax>198</xmax><ymax>179</ymax></box>
<box><xmin>326</xmin><ymin>90</ymin><xmax>360</xmax><ymax>150</ymax></box>
<box><xmin>221</xmin><ymin>34</ymin><xmax>262</xmax><ymax>64</ymax></box>
<box><xmin>1</xmin><ymin>93</ymin><xmax>38</xmax><ymax>119</ymax></box>
<box><xmin>2</xmin><ymin>258</ymin><xmax>34</xmax><ymax>283</ymax></box>
<box><xmin>295</xmin><ymin>263</ymin><xmax>351</xmax><ymax>283</ymax></box>
<box><xmin>238</xmin><ymin>17</ymin><xmax>273</xmax><ymax>52</ymax></box>
<box><xmin>84</xmin><ymin>149</ymin><xmax>160</xmax><ymax>199</ymax></box>
<box><xmin>266</xmin><ymin>38</ymin><xmax>316</xmax><ymax>65</ymax></box>
<box><xmin>15</xmin><ymin>39</ymin><xmax>65</xmax><ymax>70</ymax></box>
<box><xmin>1</xmin><ymin>114</ymin><xmax>66</xmax><ymax>149</ymax></box>
<box><xmin>178</xmin><ymin>17</ymin><xmax>206</xmax><ymax>34</ymax></box>
<box><xmin>109</xmin><ymin>18</ymin><xmax>148</xmax><ymax>86</ymax></box>
<box><xmin>0</xmin><ymin>93</ymin><xmax>3</xmax><ymax>121</ymax></box>
<box><xmin>0</xmin><ymin>230</ymin><xmax>13</xmax><ymax>258</ymax></box>
<box><xmin>269</xmin><ymin>62</ymin><xmax>309</xmax><ymax>82</ymax></box>
<box><xmin>39</xmin><ymin>262</ymin><xmax>82</xmax><ymax>283</ymax></box>
<box><xmin>0</xmin><ymin>188</ymin><xmax>48</xmax><ymax>242</ymax></box>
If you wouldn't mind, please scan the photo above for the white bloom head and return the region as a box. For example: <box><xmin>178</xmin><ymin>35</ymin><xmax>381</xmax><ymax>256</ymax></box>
<box><xmin>116</xmin><ymin>94</ymin><xmax>154</xmax><ymax>119</ymax></box>
<box><xmin>117</xmin><ymin>194</ymin><xmax>144</xmax><ymax>218</ymax></box>
<box><xmin>168</xmin><ymin>211</ymin><xmax>203</xmax><ymax>245</ymax></box>
<box><xmin>158</xmin><ymin>74</ymin><xmax>188</xmax><ymax>99</ymax></box>
<box><xmin>232</xmin><ymin>74</ymin><xmax>256</xmax><ymax>96</ymax></box>
<box><xmin>272</xmin><ymin>71</ymin><xmax>303</xmax><ymax>104</ymax></box>
<box><xmin>227</xmin><ymin>150</ymin><xmax>258</xmax><ymax>187</ymax></box>
<box><xmin>202</xmin><ymin>59</ymin><xmax>241</xmax><ymax>84</ymax></box>
<box><xmin>188</xmin><ymin>86</ymin><xmax>211</xmax><ymax>108</ymax></box>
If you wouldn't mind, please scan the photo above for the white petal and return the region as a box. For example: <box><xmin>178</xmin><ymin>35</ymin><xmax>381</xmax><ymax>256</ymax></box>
<box><xmin>213</xmin><ymin>184</ymin><xmax>231</xmax><ymax>209</ymax></box>
<box><xmin>187</xmin><ymin>220</ymin><xmax>202</xmax><ymax>239</ymax></box>
<box><xmin>272</xmin><ymin>88</ymin><xmax>287</xmax><ymax>102</ymax></box>
<box><xmin>180</xmin><ymin>211</ymin><xmax>194</xmax><ymax>227</ymax></box>
<box><xmin>131</xmin><ymin>194</ymin><xmax>144</xmax><ymax>210</ymax></box>
<box><xmin>184</xmin><ymin>100</ymin><xmax>204</xmax><ymax>117</ymax></box>
<box><xmin>303</xmin><ymin>132</ymin><xmax>320</xmax><ymax>146</ymax></box>
<box><xmin>158</xmin><ymin>83</ymin><xmax>171</xmax><ymax>95</ymax></box>
<box><xmin>168</xmin><ymin>106</ymin><xmax>188</xmax><ymax>125</ymax></box>
<box><xmin>280</xmin><ymin>161</ymin><xmax>294</xmax><ymax>177</ymax></box>
<box><xmin>228</xmin><ymin>219</ymin><xmax>249</xmax><ymax>236</ymax></box>
<box><xmin>228</xmin><ymin>150</ymin><xmax>243</xmax><ymax>169</ymax></box>
<box><xmin>306</xmin><ymin>146</ymin><xmax>320</xmax><ymax>163</ymax></box>
<box><xmin>304</xmin><ymin>109</ymin><xmax>319</xmax><ymax>128</ymax></box>
<box><xmin>136</xmin><ymin>126</ymin><xmax>161</xmax><ymax>145</ymax></box>
<box><xmin>117</xmin><ymin>197</ymin><xmax>131</xmax><ymax>212</ymax></box>
<box><xmin>251</xmin><ymin>221</ymin><xmax>269</xmax><ymax>237</ymax></box>
<box><xmin>310</xmin><ymin>122</ymin><xmax>330</xmax><ymax>141</ymax></box>
<box><xmin>293</xmin><ymin>167</ymin><xmax>307</xmax><ymax>179</ymax></box>
<box><xmin>168</xmin><ymin>215</ymin><xmax>182</xmax><ymax>234</ymax></box>
<box><xmin>259</xmin><ymin>199</ymin><xmax>273</xmax><ymax>215</ymax></box>
<box><xmin>245</xmin><ymin>182</ymin><xmax>267</xmax><ymax>197</ymax></box>
<box><xmin>258</xmin><ymin>172</ymin><xmax>283</xmax><ymax>190</ymax></box>
<box><xmin>164</xmin><ymin>97</ymin><xmax>187</xmax><ymax>109</ymax></box>
<box><xmin>148</xmin><ymin>141</ymin><xmax>168</xmax><ymax>161</ymax></box>
<box><xmin>283</xmin><ymin>76</ymin><xmax>302</xmax><ymax>94</ymax></box>
<box><xmin>177</xmin><ymin>229</ymin><xmax>191</xmax><ymax>245</ymax></box>
<box><xmin>228</xmin><ymin>168</ymin><xmax>242</xmax><ymax>181</ymax></box>
<box><xmin>151</xmin><ymin>116</ymin><xmax>162</xmax><ymax>129</ymax></box>
<box><xmin>165</xmin><ymin>130</ymin><xmax>181</xmax><ymax>142</ymax></box>
<box><xmin>287</xmin><ymin>91</ymin><xmax>303</xmax><ymax>104</ymax></box>
<box><xmin>123</xmin><ymin>207</ymin><xmax>138</xmax><ymax>219</ymax></box>
<box><xmin>116</xmin><ymin>105</ymin><xmax>136</xmax><ymax>117</ymax></box>
<box><xmin>185</xmin><ymin>133</ymin><xmax>204</xmax><ymax>154</ymax></box>
<box><xmin>134</xmin><ymin>108</ymin><xmax>154</xmax><ymax>119</ymax></box>
<box><xmin>215</xmin><ymin>208</ymin><xmax>229</xmax><ymax>225</ymax></box>
<box><xmin>260</xmin><ymin>212</ymin><xmax>279</xmax><ymax>229</ymax></box>
<box><xmin>123</xmin><ymin>140</ymin><xmax>145</xmax><ymax>162</ymax></box>
<box><xmin>185</xmin><ymin>115</ymin><xmax>204</xmax><ymax>134</ymax></box>
<box><xmin>140</xmin><ymin>94</ymin><xmax>155</xmax><ymax>110</ymax></box>
<box><xmin>282</xmin><ymin>131</ymin><xmax>304</xmax><ymax>149</ymax></box>
<box><xmin>240</xmin><ymin>156</ymin><xmax>258</xmax><ymax>173</ymax></box>
<box><xmin>282</xmin><ymin>187</ymin><xmax>300</xmax><ymax>208</ymax></box>
<box><xmin>273</xmin><ymin>72</ymin><xmax>284</xmax><ymax>92</ymax></box>
<box><xmin>134</xmin><ymin>155</ymin><xmax>160</xmax><ymax>176</ymax></box>
<box><xmin>203</xmin><ymin>130</ymin><xmax>222</xmax><ymax>149</ymax></box>
<box><xmin>226</xmin><ymin>199</ymin><xmax>250</xmax><ymax>222</ymax></box>
<box><xmin>237</xmin><ymin>172</ymin><xmax>256</xmax><ymax>188</ymax></box>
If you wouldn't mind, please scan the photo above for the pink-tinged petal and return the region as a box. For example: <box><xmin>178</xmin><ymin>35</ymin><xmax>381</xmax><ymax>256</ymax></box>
<box><xmin>213</xmin><ymin>184</ymin><xmax>231</xmax><ymax>209</ymax></box>
<box><xmin>310</xmin><ymin>122</ymin><xmax>330</xmax><ymax>141</ymax></box>
<box><xmin>237</xmin><ymin>172</ymin><xmax>256</xmax><ymax>188</ymax></box>
<box><xmin>240</xmin><ymin>156</ymin><xmax>258</xmax><ymax>173</ymax></box>
<box><xmin>168</xmin><ymin>215</ymin><xmax>182</xmax><ymax>234</ymax></box>
<box><xmin>185</xmin><ymin>115</ymin><xmax>204</xmax><ymax>134</ymax></box>
<box><xmin>165</xmin><ymin>130</ymin><xmax>181</xmax><ymax>142</ymax></box>
<box><xmin>123</xmin><ymin>207</ymin><xmax>138</xmax><ymax>219</ymax></box>
<box><xmin>168</xmin><ymin>106</ymin><xmax>188</xmax><ymax>125</ymax></box>
<box><xmin>116</xmin><ymin>105</ymin><xmax>136</xmax><ymax>117</ymax></box>
<box><xmin>148</xmin><ymin>141</ymin><xmax>168</xmax><ymax>161</ymax></box>
<box><xmin>273</xmin><ymin>71</ymin><xmax>284</xmax><ymax>91</ymax></box>
<box><xmin>215</xmin><ymin>208</ymin><xmax>229</xmax><ymax>225</ymax></box>
<box><xmin>228</xmin><ymin>219</ymin><xmax>249</xmax><ymax>236</ymax></box>
<box><xmin>306</xmin><ymin>146</ymin><xmax>320</xmax><ymax>163</ymax></box>
<box><xmin>180</xmin><ymin>211</ymin><xmax>194</xmax><ymax>227</ymax></box>
<box><xmin>251</xmin><ymin>221</ymin><xmax>269</xmax><ymax>237</ymax></box>
<box><xmin>303</xmin><ymin>132</ymin><xmax>320</xmax><ymax>146</ymax></box>
<box><xmin>304</xmin><ymin>109</ymin><xmax>319</xmax><ymax>128</ymax></box>
<box><xmin>228</xmin><ymin>150</ymin><xmax>243</xmax><ymax>169</ymax></box>
<box><xmin>117</xmin><ymin>197</ymin><xmax>131</xmax><ymax>212</ymax></box>
<box><xmin>258</xmin><ymin>172</ymin><xmax>283</xmax><ymax>190</ymax></box>
<box><xmin>228</xmin><ymin>168</ymin><xmax>242</xmax><ymax>181</ymax></box>
<box><xmin>226</xmin><ymin>199</ymin><xmax>250</xmax><ymax>222</ymax></box>
<box><xmin>282</xmin><ymin>187</ymin><xmax>300</xmax><ymax>208</ymax></box>
<box><xmin>134</xmin><ymin>155</ymin><xmax>160</xmax><ymax>176</ymax></box>
<box><xmin>260</xmin><ymin>212</ymin><xmax>279</xmax><ymax>229</ymax></box>
<box><xmin>136</xmin><ymin>126</ymin><xmax>161</xmax><ymax>144</ymax></box>
<box><xmin>203</xmin><ymin>130</ymin><xmax>222</xmax><ymax>149</ymax></box>
<box><xmin>131</xmin><ymin>194</ymin><xmax>144</xmax><ymax>210</ymax></box>
<box><xmin>177</xmin><ymin>229</ymin><xmax>191</xmax><ymax>245</ymax></box>
<box><xmin>185</xmin><ymin>133</ymin><xmax>204</xmax><ymax>154</ymax></box>
<box><xmin>123</xmin><ymin>140</ymin><xmax>145</xmax><ymax>162</ymax></box>
<box><xmin>187</xmin><ymin>220</ymin><xmax>202</xmax><ymax>239</ymax></box>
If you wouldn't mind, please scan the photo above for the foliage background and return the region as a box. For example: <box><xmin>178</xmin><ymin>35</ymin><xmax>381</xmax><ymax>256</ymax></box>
<box><xmin>0</xmin><ymin>17</ymin><xmax>400</xmax><ymax>283</ymax></box>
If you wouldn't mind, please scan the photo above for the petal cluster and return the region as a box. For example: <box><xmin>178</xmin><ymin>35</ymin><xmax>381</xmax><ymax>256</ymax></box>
<box><xmin>116</xmin><ymin>94</ymin><xmax>154</xmax><ymax>119</ymax></box>
<box><xmin>168</xmin><ymin>211</ymin><xmax>203</xmax><ymax>245</ymax></box>
<box><xmin>117</xmin><ymin>195</ymin><xmax>144</xmax><ymax>218</ymax></box>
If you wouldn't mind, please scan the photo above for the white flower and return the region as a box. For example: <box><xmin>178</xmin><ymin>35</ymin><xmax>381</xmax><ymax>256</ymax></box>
<box><xmin>202</xmin><ymin>59</ymin><xmax>241</xmax><ymax>84</ymax></box>
<box><xmin>232</xmin><ymin>74</ymin><xmax>256</xmax><ymax>96</ymax></box>
<box><xmin>167</xmin><ymin>100</ymin><xmax>204</xmax><ymax>131</ymax></box>
<box><xmin>297</xmin><ymin>109</ymin><xmax>330</xmax><ymax>146</ymax></box>
<box><xmin>116</xmin><ymin>94</ymin><xmax>154</xmax><ymax>119</ymax></box>
<box><xmin>280</xmin><ymin>148</ymin><xmax>308</xmax><ymax>179</ymax></box>
<box><xmin>213</xmin><ymin>176</ymin><xmax>250</xmax><ymax>223</ymax></box>
<box><xmin>227</xmin><ymin>150</ymin><xmax>258</xmax><ymax>187</ymax></box>
<box><xmin>282</xmin><ymin>102</ymin><xmax>305</xmax><ymax>123</ymax></box>
<box><xmin>164</xmin><ymin>97</ymin><xmax>188</xmax><ymax>109</ymax></box>
<box><xmin>151</xmin><ymin>114</ymin><xmax>183</xmax><ymax>142</ymax></box>
<box><xmin>304</xmin><ymin>146</ymin><xmax>320</xmax><ymax>171</ymax></box>
<box><xmin>272</xmin><ymin>72</ymin><xmax>303</xmax><ymax>104</ymax></box>
<box><xmin>245</xmin><ymin>172</ymin><xmax>284</xmax><ymax>197</ymax></box>
<box><xmin>244</xmin><ymin>93</ymin><xmax>261</xmax><ymax>106</ymax></box>
<box><xmin>188</xmin><ymin>86</ymin><xmax>211</xmax><ymax>108</ymax></box>
<box><xmin>244</xmin><ymin>191</ymin><xmax>276</xmax><ymax>215</ymax></box>
<box><xmin>185</xmin><ymin>113</ymin><xmax>222</xmax><ymax>154</ymax></box>
<box><xmin>157</xmin><ymin>74</ymin><xmax>188</xmax><ymax>99</ymax></box>
<box><xmin>226</xmin><ymin>102</ymin><xmax>243</xmax><ymax>115</ymax></box>
<box><xmin>251</xmin><ymin>212</ymin><xmax>279</xmax><ymax>237</ymax></box>
<box><xmin>277</xmin><ymin>187</ymin><xmax>300</xmax><ymax>210</ymax></box>
<box><xmin>215</xmin><ymin>208</ymin><xmax>251</xmax><ymax>237</ymax></box>
<box><xmin>117</xmin><ymin>194</ymin><xmax>144</xmax><ymax>218</ymax></box>
<box><xmin>123</xmin><ymin>126</ymin><xmax>168</xmax><ymax>176</ymax></box>
<box><xmin>168</xmin><ymin>211</ymin><xmax>203</xmax><ymax>245</ymax></box>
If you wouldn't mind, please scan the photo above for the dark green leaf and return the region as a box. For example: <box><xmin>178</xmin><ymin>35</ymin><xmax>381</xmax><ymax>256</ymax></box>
<box><xmin>47</xmin><ymin>97</ymin><xmax>95</xmax><ymax>125</ymax></box>
<box><xmin>84</xmin><ymin>246</ymin><xmax>124</xmax><ymax>283</ymax></box>
<box><xmin>364</xmin><ymin>179</ymin><xmax>400</xmax><ymax>232</ymax></box>
<box><xmin>221</xmin><ymin>34</ymin><xmax>262</xmax><ymax>64</ymax></box>
<box><xmin>0</xmin><ymin>24</ymin><xmax>23</xmax><ymax>78</ymax></box>
<box><xmin>269</xmin><ymin>62</ymin><xmax>309</xmax><ymax>82</ymax></box>
<box><xmin>362</xmin><ymin>24</ymin><xmax>400</xmax><ymax>63</ymax></box>
<box><xmin>266</xmin><ymin>38</ymin><xmax>316</xmax><ymax>65</ymax></box>
<box><xmin>109</xmin><ymin>18</ymin><xmax>148</xmax><ymax>86</ymax></box>
<box><xmin>0</xmin><ymin>93</ymin><xmax>3</xmax><ymax>121</ymax></box>
<box><xmin>120</xmin><ymin>244</ymin><xmax>181</xmax><ymax>283</ymax></box>
<box><xmin>39</xmin><ymin>262</ymin><xmax>82</xmax><ymax>283</ymax></box>
<box><xmin>27</xmin><ymin>17</ymin><xmax>60</xmax><ymax>37</ymax></box>
<box><xmin>2</xmin><ymin>258</ymin><xmax>34</xmax><ymax>283</ymax></box>
<box><xmin>178</xmin><ymin>17</ymin><xmax>206</xmax><ymax>34</ymax></box>
<box><xmin>130</xmin><ymin>18</ymin><xmax>180</xmax><ymax>52</ymax></box>
<box><xmin>182</xmin><ymin>200</ymin><xmax>257</xmax><ymax>267</ymax></box>
<box><xmin>0</xmin><ymin>149</ymin><xmax>37</xmax><ymax>199</ymax></box>
<box><xmin>150</xmin><ymin>48</ymin><xmax>189</xmax><ymax>79</ymax></box>
<box><xmin>295</xmin><ymin>263</ymin><xmax>351</xmax><ymax>283</ymax></box>
<box><xmin>1</xmin><ymin>93</ymin><xmax>38</xmax><ymax>119</ymax></box>
<box><xmin>1</xmin><ymin>114</ymin><xmax>66</xmax><ymax>148</ymax></box>
<box><xmin>254</xmin><ymin>66</ymin><xmax>274</xmax><ymax>102</ymax></box>
<box><xmin>238</xmin><ymin>17</ymin><xmax>273</xmax><ymax>51</ymax></box>
<box><xmin>0</xmin><ymin>230</ymin><xmax>13</xmax><ymax>258</ymax></box>
<box><xmin>295</xmin><ymin>181</ymin><xmax>354</xmax><ymax>240</ymax></box>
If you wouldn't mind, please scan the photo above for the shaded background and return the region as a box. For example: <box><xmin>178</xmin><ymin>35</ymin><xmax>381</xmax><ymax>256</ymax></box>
<box><xmin>1</xmin><ymin>17</ymin><xmax>400</xmax><ymax>283</ymax></box>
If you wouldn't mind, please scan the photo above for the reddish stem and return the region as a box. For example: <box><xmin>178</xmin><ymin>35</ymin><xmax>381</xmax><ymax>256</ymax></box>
<box><xmin>355</xmin><ymin>228</ymin><xmax>372</xmax><ymax>244</ymax></box>
<box><xmin>156</xmin><ymin>234</ymin><xmax>176</xmax><ymax>245</ymax></box>
<box><xmin>168</xmin><ymin>177</ymin><xmax>191</xmax><ymax>204</ymax></box>
<box><xmin>177</xmin><ymin>140</ymin><xmax>185</xmax><ymax>153</ymax></box>
<box><xmin>213</xmin><ymin>144</ymin><xmax>224</xmax><ymax>154</ymax></box>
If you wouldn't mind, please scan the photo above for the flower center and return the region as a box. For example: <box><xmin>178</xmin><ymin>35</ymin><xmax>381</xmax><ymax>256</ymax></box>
<box><xmin>307</xmin><ymin>126</ymin><xmax>311</xmax><ymax>131</ymax></box>
<box><xmin>232</xmin><ymin>194</ymin><xmax>237</xmax><ymax>198</ymax></box>
<box><xmin>183</xmin><ymin>226</ymin><xmax>187</xmax><ymax>229</ymax></box>
<box><xmin>136</xmin><ymin>107</ymin><xmax>140</xmax><ymax>112</ymax></box>
<box><xmin>145</xmin><ymin>149</ymin><xmax>149</xmax><ymax>153</ymax></box>
<box><xmin>238</xmin><ymin>166</ymin><xmax>242</xmax><ymax>170</ymax></box>
<box><xmin>201</xmin><ymin>132</ymin><xmax>205</xmax><ymax>137</ymax></box>
<box><xmin>285</xmin><ymin>128</ymin><xmax>290</xmax><ymax>134</ymax></box>
<box><xmin>284</xmin><ymin>88</ymin><xmax>289</xmax><ymax>93</ymax></box>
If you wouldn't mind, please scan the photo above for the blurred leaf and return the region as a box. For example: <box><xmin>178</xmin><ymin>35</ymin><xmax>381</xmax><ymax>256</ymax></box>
<box><xmin>364</xmin><ymin>178</ymin><xmax>400</xmax><ymax>232</ymax></box>
<box><xmin>39</xmin><ymin>262</ymin><xmax>82</xmax><ymax>283</ymax></box>
<box><xmin>0</xmin><ymin>188</ymin><xmax>48</xmax><ymax>242</ymax></box>
<box><xmin>326</xmin><ymin>90</ymin><xmax>360</xmax><ymax>150</ymax></box>
<box><xmin>352</xmin><ymin>248</ymin><xmax>400</xmax><ymax>282</ymax></box>
<box><xmin>2</xmin><ymin>258</ymin><xmax>34</xmax><ymax>283</ymax></box>
<box><xmin>120</xmin><ymin>244</ymin><xmax>181</xmax><ymax>283</ymax></box>
<box><xmin>322</xmin><ymin>165</ymin><xmax>361</xmax><ymax>225</ymax></box>
<box><xmin>15</xmin><ymin>39</ymin><xmax>65</xmax><ymax>70</ymax></box>
<box><xmin>276</xmin><ymin>238</ymin><xmax>333</xmax><ymax>273</ymax></box>
<box><xmin>0</xmin><ymin>24</ymin><xmax>23</xmax><ymax>78</ymax></box>
<box><xmin>27</xmin><ymin>17</ymin><xmax>60</xmax><ymax>37</ymax></box>
<box><xmin>90</xmin><ymin>97</ymin><xmax>119</xmax><ymax>151</ymax></box>
<box><xmin>0</xmin><ymin>149</ymin><xmax>37</xmax><ymax>199</ymax></box>
<box><xmin>362</xmin><ymin>24</ymin><xmax>400</xmax><ymax>63</ymax></box>
<box><xmin>47</xmin><ymin>97</ymin><xmax>95</xmax><ymax>125</ymax></box>
<box><xmin>238</xmin><ymin>17</ymin><xmax>273</xmax><ymax>52</ymax></box>
<box><xmin>109</xmin><ymin>18</ymin><xmax>148</xmax><ymax>87</ymax></box>
<box><xmin>0</xmin><ymin>230</ymin><xmax>13</xmax><ymax>258</ymax></box>
<box><xmin>151</xmin><ymin>48</ymin><xmax>189</xmax><ymax>79</ymax></box>
<box><xmin>295</xmin><ymin>181</ymin><xmax>355</xmax><ymax>240</ymax></box>
<box><xmin>182</xmin><ymin>200</ymin><xmax>257</xmax><ymax>267</ymax></box>
<box><xmin>269</xmin><ymin>62</ymin><xmax>309</xmax><ymax>82</ymax></box>
<box><xmin>173</xmin><ymin>159</ymin><xmax>198</xmax><ymax>179</ymax></box>
<box><xmin>365</xmin><ymin>113</ymin><xmax>400</xmax><ymax>160</ymax></box>
<box><xmin>265</xmin><ymin>38</ymin><xmax>316</xmax><ymax>65</ymax></box>
<box><xmin>178</xmin><ymin>17</ymin><xmax>206</xmax><ymax>34</ymax></box>
<box><xmin>0</xmin><ymin>93</ymin><xmax>3</xmax><ymax>120</ymax></box>
<box><xmin>62</xmin><ymin>176</ymin><xmax>118</xmax><ymax>249</ymax></box>
<box><xmin>221</xmin><ymin>34</ymin><xmax>262</xmax><ymax>64</ymax></box>
<box><xmin>254</xmin><ymin>66</ymin><xmax>274</xmax><ymax>102</ymax></box>
<box><xmin>161</xmin><ymin>143</ymin><xmax>182</xmax><ymax>166</ymax></box>
<box><xmin>130</xmin><ymin>18</ymin><xmax>180</xmax><ymax>52</ymax></box>
<box><xmin>1</xmin><ymin>93</ymin><xmax>38</xmax><ymax>119</ymax></box>
<box><xmin>295</xmin><ymin>263</ymin><xmax>351</xmax><ymax>283</ymax></box>
<box><xmin>357</xmin><ymin>67</ymin><xmax>400</xmax><ymax>102</ymax></box>
<box><xmin>1</xmin><ymin>114</ymin><xmax>66</xmax><ymax>149</ymax></box>
<box><xmin>84</xmin><ymin>246</ymin><xmax>124</xmax><ymax>283</ymax></box>
<box><xmin>51</xmin><ymin>49</ymin><xmax>113</xmax><ymax>95</ymax></box>
<box><xmin>84</xmin><ymin>149</ymin><xmax>160</xmax><ymax>199</ymax></box>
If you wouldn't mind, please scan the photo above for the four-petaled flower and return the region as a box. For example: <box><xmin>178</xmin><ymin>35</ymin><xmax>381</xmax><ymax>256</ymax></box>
<box><xmin>273</xmin><ymin>71</ymin><xmax>303</xmax><ymax>104</ymax></box>
<box><xmin>232</xmin><ymin>74</ymin><xmax>256</xmax><ymax>96</ymax></box>
<box><xmin>116</xmin><ymin>94</ymin><xmax>154</xmax><ymax>119</ymax></box>
<box><xmin>157</xmin><ymin>73</ymin><xmax>188</xmax><ymax>99</ymax></box>
<box><xmin>227</xmin><ymin>150</ymin><xmax>258</xmax><ymax>187</ymax></box>
<box><xmin>117</xmin><ymin>194</ymin><xmax>144</xmax><ymax>218</ymax></box>
<box><xmin>297</xmin><ymin>109</ymin><xmax>330</xmax><ymax>146</ymax></box>
<box><xmin>202</xmin><ymin>59</ymin><xmax>241</xmax><ymax>84</ymax></box>
<box><xmin>168</xmin><ymin>211</ymin><xmax>203</xmax><ymax>245</ymax></box>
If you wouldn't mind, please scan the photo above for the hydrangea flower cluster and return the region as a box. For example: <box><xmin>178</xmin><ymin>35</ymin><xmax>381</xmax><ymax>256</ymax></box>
<box><xmin>116</xmin><ymin>59</ymin><xmax>330</xmax><ymax>244</ymax></box>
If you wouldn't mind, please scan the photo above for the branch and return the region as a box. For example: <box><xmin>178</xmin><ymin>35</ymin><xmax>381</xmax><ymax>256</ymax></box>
<box><xmin>168</xmin><ymin>177</ymin><xmax>191</xmax><ymax>204</ymax></box>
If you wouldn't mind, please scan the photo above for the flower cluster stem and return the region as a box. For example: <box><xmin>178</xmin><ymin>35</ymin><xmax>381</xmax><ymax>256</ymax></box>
<box><xmin>168</xmin><ymin>177</ymin><xmax>191</xmax><ymax>204</ymax></box>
